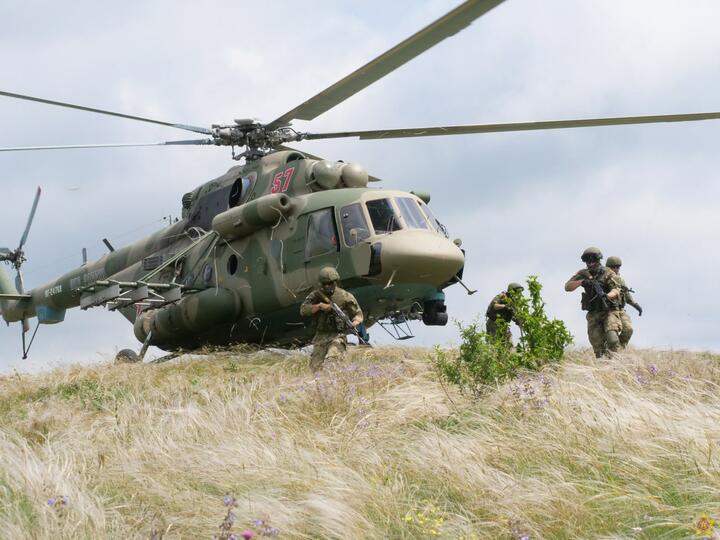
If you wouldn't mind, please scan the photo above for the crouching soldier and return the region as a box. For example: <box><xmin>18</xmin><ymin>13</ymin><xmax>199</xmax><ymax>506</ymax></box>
<box><xmin>485</xmin><ymin>282</ymin><xmax>524</xmax><ymax>346</ymax></box>
<box><xmin>300</xmin><ymin>266</ymin><xmax>363</xmax><ymax>372</ymax></box>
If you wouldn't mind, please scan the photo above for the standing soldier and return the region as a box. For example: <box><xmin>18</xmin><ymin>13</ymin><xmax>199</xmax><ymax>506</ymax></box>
<box><xmin>300</xmin><ymin>266</ymin><xmax>363</xmax><ymax>372</ymax></box>
<box><xmin>486</xmin><ymin>282</ymin><xmax>524</xmax><ymax>345</ymax></box>
<box><xmin>564</xmin><ymin>247</ymin><xmax>623</xmax><ymax>358</ymax></box>
<box><xmin>606</xmin><ymin>256</ymin><xmax>642</xmax><ymax>348</ymax></box>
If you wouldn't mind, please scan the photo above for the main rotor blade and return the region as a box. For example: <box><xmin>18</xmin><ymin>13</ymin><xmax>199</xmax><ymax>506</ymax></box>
<box><xmin>0</xmin><ymin>139</ymin><xmax>215</xmax><ymax>152</ymax></box>
<box><xmin>0</xmin><ymin>90</ymin><xmax>213</xmax><ymax>135</ymax></box>
<box><xmin>265</xmin><ymin>0</ymin><xmax>505</xmax><ymax>130</ymax></box>
<box><xmin>18</xmin><ymin>187</ymin><xmax>41</xmax><ymax>252</ymax></box>
<box><xmin>304</xmin><ymin>111</ymin><xmax>720</xmax><ymax>140</ymax></box>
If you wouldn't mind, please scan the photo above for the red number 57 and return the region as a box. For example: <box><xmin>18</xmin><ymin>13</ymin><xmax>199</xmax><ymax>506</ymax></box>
<box><xmin>271</xmin><ymin>167</ymin><xmax>295</xmax><ymax>193</ymax></box>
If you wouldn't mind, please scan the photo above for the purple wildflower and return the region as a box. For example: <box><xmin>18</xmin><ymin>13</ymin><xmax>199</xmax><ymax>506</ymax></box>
<box><xmin>266</xmin><ymin>527</ymin><xmax>281</xmax><ymax>536</ymax></box>
<box><xmin>635</xmin><ymin>372</ymin><xmax>646</xmax><ymax>385</ymax></box>
<box><xmin>229</xmin><ymin>535</ymin><xmax>239</xmax><ymax>540</ymax></box>
<box><xmin>279</xmin><ymin>394</ymin><xmax>288</xmax><ymax>403</ymax></box>
<box><xmin>647</xmin><ymin>364</ymin><xmax>658</xmax><ymax>376</ymax></box>
<box><xmin>47</xmin><ymin>498</ymin><xmax>56</xmax><ymax>507</ymax></box>
<box><xmin>241</xmin><ymin>530</ymin><xmax>254</xmax><ymax>539</ymax></box>
<box><xmin>224</xmin><ymin>495</ymin><xmax>236</xmax><ymax>507</ymax></box>
<box><xmin>254</xmin><ymin>518</ymin><xmax>264</xmax><ymax>527</ymax></box>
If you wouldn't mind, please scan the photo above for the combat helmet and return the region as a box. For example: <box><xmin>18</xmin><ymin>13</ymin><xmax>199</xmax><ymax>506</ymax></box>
<box><xmin>606</xmin><ymin>255</ymin><xmax>622</xmax><ymax>268</ymax></box>
<box><xmin>507</xmin><ymin>282</ymin><xmax>524</xmax><ymax>292</ymax></box>
<box><xmin>318</xmin><ymin>266</ymin><xmax>340</xmax><ymax>285</ymax></box>
<box><xmin>581</xmin><ymin>246</ymin><xmax>603</xmax><ymax>263</ymax></box>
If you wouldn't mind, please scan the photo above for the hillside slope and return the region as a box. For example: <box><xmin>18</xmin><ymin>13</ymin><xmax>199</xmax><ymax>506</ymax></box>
<box><xmin>1</xmin><ymin>347</ymin><xmax>719</xmax><ymax>539</ymax></box>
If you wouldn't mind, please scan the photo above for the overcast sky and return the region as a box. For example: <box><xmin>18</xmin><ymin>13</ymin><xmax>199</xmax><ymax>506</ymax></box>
<box><xmin>2</xmin><ymin>0</ymin><xmax>719</xmax><ymax>373</ymax></box>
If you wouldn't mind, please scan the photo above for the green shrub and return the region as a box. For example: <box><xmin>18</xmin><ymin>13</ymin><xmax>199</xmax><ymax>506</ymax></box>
<box><xmin>434</xmin><ymin>276</ymin><xmax>573</xmax><ymax>397</ymax></box>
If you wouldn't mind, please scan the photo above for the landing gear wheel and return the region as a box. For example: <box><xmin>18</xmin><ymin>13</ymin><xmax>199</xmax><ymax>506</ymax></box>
<box><xmin>422</xmin><ymin>300</ymin><xmax>448</xmax><ymax>326</ymax></box>
<box><xmin>115</xmin><ymin>348</ymin><xmax>140</xmax><ymax>364</ymax></box>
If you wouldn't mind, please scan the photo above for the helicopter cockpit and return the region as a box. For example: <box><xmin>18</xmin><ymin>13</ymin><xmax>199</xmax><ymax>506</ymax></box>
<box><xmin>340</xmin><ymin>194</ymin><xmax>448</xmax><ymax>239</ymax></box>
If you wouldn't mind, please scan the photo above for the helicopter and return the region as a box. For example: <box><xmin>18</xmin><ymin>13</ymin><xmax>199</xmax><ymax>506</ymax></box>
<box><xmin>2</xmin><ymin>0</ymin><xmax>720</xmax><ymax>361</ymax></box>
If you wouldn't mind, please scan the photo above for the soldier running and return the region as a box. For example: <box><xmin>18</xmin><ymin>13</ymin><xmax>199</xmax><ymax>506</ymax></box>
<box><xmin>300</xmin><ymin>266</ymin><xmax>363</xmax><ymax>372</ymax></box>
<box><xmin>565</xmin><ymin>247</ymin><xmax>623</xmax><ymax>358</ymax></box>
<box><xmin>485</xmin><ymin>282</ymin><xmax>524</xmax><ymax>345</ymax></box>
<box><xmin>606</xmin><ymin>255</ymin><xmax>642</xmax><ymax>348</ymax></box>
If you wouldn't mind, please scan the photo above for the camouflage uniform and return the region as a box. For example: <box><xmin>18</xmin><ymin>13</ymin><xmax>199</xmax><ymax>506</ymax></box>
<box><xmin>485</xmin><ymin>292</ymin><xmax>516</xmax><ymax>345</ymax></box>
<box><xmin>615</xmin><ymin>274</ymin><xmax>635</xmax><ymax>347</ymax></box>
<box><xmin>300</xmin><ymin>287</ymin><xmax>363</xmax><ymax>371</ymax></box>
<box><xmin>568</xmin><ymin>265</ymin><xmax>622</xmax><ymax>357</ymax></box>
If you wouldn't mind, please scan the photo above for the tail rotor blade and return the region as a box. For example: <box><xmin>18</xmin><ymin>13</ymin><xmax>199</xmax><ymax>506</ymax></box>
<box><xmin>15</xmin><ymin>269</ymin><xmax>25</xmax><ymax>294</ymax></box>
<box><xmin>18</xmin><ymin>187</ymin><xmax>41</xmax><ymax>252</ymax></box>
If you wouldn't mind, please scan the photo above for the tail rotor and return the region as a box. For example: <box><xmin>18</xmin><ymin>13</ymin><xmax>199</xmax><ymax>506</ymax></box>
<box><xmin>0</xmin><ymin>186</ymin><xmax>41</xmax><ymax>357</ymax></box>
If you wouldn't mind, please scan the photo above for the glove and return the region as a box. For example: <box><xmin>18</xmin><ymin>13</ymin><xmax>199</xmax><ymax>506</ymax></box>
<box><xmin>632</xmin><ymin>303</ymin><xmax>643</xmax><ymax>316</ymax></box>
<box><xmin>581</xmin><ymin>279</ymin><xmax>592</xmax><ymax>287</ymax></box>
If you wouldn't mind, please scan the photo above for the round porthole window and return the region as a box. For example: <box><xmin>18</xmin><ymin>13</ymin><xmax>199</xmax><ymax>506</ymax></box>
<box><xmin>227</xmin><ymin>254</ymin><xmax>238</xmax><ymax>275</ymax></box>
<box><xmin>202</xmin><ymin>263</ymin><xmax>213</xmax><ymax>282</ymax></box>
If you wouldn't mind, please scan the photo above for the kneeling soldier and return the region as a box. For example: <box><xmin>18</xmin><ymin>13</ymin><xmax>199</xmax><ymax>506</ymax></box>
<box><xmin>300</xmin><ymin>266</ymin><xmax>363</xmax><ymax>372</ymax></box>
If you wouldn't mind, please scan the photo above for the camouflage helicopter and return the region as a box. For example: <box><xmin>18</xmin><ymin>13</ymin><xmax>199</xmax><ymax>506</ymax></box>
<box><xmin>2</xmin><ymin>0</ymin><xmax>720</xmax><ymax>361</ymax></box>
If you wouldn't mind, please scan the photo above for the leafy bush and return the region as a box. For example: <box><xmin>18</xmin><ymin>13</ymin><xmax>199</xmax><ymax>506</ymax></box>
<box><xmin>434</xmin><ymin>276</ymin><xmax>573</xmax><ymax>397</ymax></box>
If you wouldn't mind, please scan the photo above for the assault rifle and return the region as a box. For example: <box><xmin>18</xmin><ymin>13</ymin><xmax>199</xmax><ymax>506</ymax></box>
<box><xmin>581</xmin><ymin>279</ymin><xmax>610</xmax><ymax>311</ymax></box>
<box><xmin>319</xmin><ymin>292</ymin><xmax>369</xmax><ymax>345</ymax></box>
<box><xmin>622</xmin><ymin>285</ymin><xmax>643</xmax><ymax>316</ymax></box>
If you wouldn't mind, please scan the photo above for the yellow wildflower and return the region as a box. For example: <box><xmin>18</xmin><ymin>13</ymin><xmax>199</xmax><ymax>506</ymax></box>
<box><xmin>695</xmin><ymin>513</ymin><xmax>715</xmax><ymax>536</ymax></box>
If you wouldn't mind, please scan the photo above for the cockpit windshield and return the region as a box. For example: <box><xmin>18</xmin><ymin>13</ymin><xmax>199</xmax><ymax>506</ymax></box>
<box><xmin>395</xmin><ymin>197</ymin><xmax>430</xmax><ymax>230</ymax></box>
<box><xmin>366</xmin><ymin>198</ymin><xmax>402</xmax><ymax>234</ymax></box>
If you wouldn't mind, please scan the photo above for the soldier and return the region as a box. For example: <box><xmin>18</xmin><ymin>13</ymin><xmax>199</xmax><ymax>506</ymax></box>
<box><xmin>485</xmin><ymin>282</ymin><xmax>524</xmax><ymax>345</ymax></box>
<box><xmin>606</xmin><ymin>255</ymin><xmax>642</xmax><ymax>348</ymax></box>
<box><xmin>300</xmin><ymin>266</ymin><xmax>363</xmax><ymax>372</ymax></box>
<box><xmin>564</xmin><ymin>247</ymin><xmax>623</xmax><ymax>358</ymax></box>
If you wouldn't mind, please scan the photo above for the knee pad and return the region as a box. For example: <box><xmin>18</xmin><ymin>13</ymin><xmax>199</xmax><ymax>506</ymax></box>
<box><xmin>620</xmin><ymin>327</ymin><xmax>634</xmax><ymax>347</ymax></box>
<box><xmin>606</xmin><ymin>330</ymin><xmax>620</xmax><ymax>351</ymax></box>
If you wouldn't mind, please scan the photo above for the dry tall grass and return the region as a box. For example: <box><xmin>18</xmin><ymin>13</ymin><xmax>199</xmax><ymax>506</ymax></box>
<box><xmin>0</xmin><ymin>346</ymin><xmax>718</xmax><ymax>539</ymax></box>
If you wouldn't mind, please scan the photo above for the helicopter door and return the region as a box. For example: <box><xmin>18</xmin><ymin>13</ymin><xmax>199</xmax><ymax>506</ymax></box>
<box><xmin>303</xmin><ymin>207</ymin><xmax>341</xmax><ymax>287</ymax></box>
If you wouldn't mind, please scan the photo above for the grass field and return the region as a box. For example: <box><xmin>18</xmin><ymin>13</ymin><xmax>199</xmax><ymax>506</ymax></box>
<box><xmin>0</xmin><ymin>346</ymin><xmax>719</xmax><ymax>539</ymax></box>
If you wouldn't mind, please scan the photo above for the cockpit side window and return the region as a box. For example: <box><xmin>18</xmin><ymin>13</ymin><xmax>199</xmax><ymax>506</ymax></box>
<box><xmin>366</xmin><ymin>198</ymin><xmax>402</xmax><ymax>234</ymax></box>
<box><xmin>340</xmin><ymin>203</ymin><xmax>371</xmax><ymax>246</ymax></box>
<box><xmin>305</xmin><ymin>208</ymin><xmax>339</xmax><ymax>258</ymax></box>
<box><xmin>396</xmin><ymin>197</ymin><xmax>430</xmax><ymax>230</ymax></box>
<box><xmin>418</xmin><ymin>200</ymin><xmax>449</xmax><ymax>238</ymax></box>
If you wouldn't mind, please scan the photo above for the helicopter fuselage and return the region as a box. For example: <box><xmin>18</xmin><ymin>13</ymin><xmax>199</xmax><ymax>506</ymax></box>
<box><xmin>1</xmin><ymin>150</ymin><xmax>464</xmax><ymax>351</ymax></box>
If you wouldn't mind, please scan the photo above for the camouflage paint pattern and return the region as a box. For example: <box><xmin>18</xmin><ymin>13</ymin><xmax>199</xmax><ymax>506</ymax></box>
<box><xmin>1</xmin><ymin>150</ymin><xmax>465</xmax><ymax>351</ymax></box>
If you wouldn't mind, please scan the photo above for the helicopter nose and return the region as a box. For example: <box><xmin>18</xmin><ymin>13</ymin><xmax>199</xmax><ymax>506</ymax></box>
<box><xmin>375</xmin><ymin>230</ymin><xmax>464</xmax><ymax>285</ymax></box>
